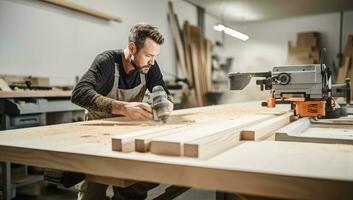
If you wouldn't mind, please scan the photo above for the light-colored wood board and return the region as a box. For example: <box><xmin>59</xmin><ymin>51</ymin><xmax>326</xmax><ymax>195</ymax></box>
<box><xmin>85</xmin><ymin>174</ymin><xmax>136</xmax><ymax>187</ymax></box>
<box><xmin>0</xmin><ymin>102</ymin><xmax>286</xmax><ymax>150</ymax></box>
<box><xmin>311</xmin><ymin>115</ymin><xmax>353</xmax><ymax>125</ymax></box>
<box><xmin>0</xmin><ymin>141</ymin><xmax>352</xmax><ymax>200</ymax></box>
<box><xmin>288</xmin><ymin>46</ymin><xmax>316</xmax><ymax>54</ymax></box>
<box><xmin>276</xmin><ymin>118</ymin><xmax>353</xmax><ymax>144</ymax></box>
<box><xmin>204</xmin><ymin>39</ymin><xmax>212</xmax><ymax>92</ymax></box>
<box><xmin>0</xmin><ymin>102</ymin><xmax>349</xmax><ymax>200</ymax></box>
<box><xmin>167</xmin><ymin>1</ymin><xmax>188</xmax><ymax>81</ymax></box>
<box><xmin>183</xmin><ymin>114</ymin><xmax>279</xmax><ymax>159</ymax></box>
<box><xmin>151</xmin><ymin>114</ymin><xmax>273</xmax><ymax>157</ymax></box>
<box><xmin>135</xmin><ymin>123</ymin><xmax>200</xmax><ymax>152</ymax></box>
<box><xmin>0</xmin><ymin>90</ymin><xmax>72</xmax><ymax>98</ymax></box>
<box><xmin>276</xmin><ymin>117</ymin><xmax>310</xmax><ymax>135</ymax></box>
<box><xmin>344</xmin><ymin>35</ymin><xmax>353</xmax><ymax>56</ymax></box>
<box><xmin>183</xmin><ymin>130</ymin><xmax>242</xmax><ymax>159</ymax></box>
<box><xmin>336</xmin><ymin>56</ymin><xmax>350</xmax><ymax>84</ymax></box>
<box><xmin>0</xmin><ymin>78</ymin><xmax>11</xmax><ymax>91</ymax></box>
<box><xmin>302</xmin><ymin>127</ymin><xmax>353</xmax><ymax>140</ymax></box>
<box><xmin>40</xmin><ymin>0</ymin><xmax>122</xmax><ymax>22</ymax></box>
<box><xmin>241</xmin><ymin>113</ymin><xmax>293</xmax><ymax>141</ymax></box>
<box><xmin>182</xmin><ymin>21</ymin><xmax>194</xmax><ymax>87</ymax></box>
<box><xmin>111</xmin><ymin>125</ymin><xmax>184</xmax><ymax>152</ymax></box>
<box><xmin>189</xmin><ymin>25</ymin><xmax>204</xmax><ymax>106</ymax></box>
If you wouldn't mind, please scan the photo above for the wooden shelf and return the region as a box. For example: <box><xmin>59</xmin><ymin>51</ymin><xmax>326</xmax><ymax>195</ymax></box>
<box><xmin>0</xmin><ymin>90</ymin><xmax>72</xmax><ymax>98</ymax></box>
<box><xmin>40</xmin><ymin>0</ymin><xmax>122</xmax><ymax>22</ymax></box>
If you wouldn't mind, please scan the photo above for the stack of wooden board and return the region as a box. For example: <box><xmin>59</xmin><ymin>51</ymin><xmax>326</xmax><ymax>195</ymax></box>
<box><xmin>0</xmin><ymin>74</ymin><xmax>50</xmax><ymax>88</ymax></box>
<box><xmin>112</xmin><ymin>112</ymin><xmax>293</xmax><ymax>159</ymax></box>
<box><xmin>168</xmin><ymin>1</ymin><xmax>212</xmax><ymax>107</ymax></box>
<box><xmin>286</xmin><ymin>32</ymin><xmax>320</xmax><ymax>64</ymax></box>
<box><xmin>336</xmin><ymin>35</ymin><xmax>353</xmax><ymax>99</ymax></box>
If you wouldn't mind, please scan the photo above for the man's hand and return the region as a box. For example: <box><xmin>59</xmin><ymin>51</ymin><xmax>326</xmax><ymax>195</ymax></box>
<box><xmin>112</xmin><ymin>101</ymin><xmax>152</xmax><ymax>120</ymax></box>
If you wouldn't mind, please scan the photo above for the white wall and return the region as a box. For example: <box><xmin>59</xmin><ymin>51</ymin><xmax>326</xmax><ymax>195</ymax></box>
<box><xmin>343</xmin><ymin>11</ymin><xmax>353</xmax><ymax>52</ymax></box>
<box><xmin>0</xmin><ymin>0</ymin><xmax>221</xmax><ymax>86</ymax></box>
<box><xmin>221</xmin><ymin>11</ymin><xmax>353</xmax><ymax>103</ymax></box>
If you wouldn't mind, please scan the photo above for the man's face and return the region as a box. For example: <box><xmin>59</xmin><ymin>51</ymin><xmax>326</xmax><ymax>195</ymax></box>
<box><xmin>131</xmin><ymin>38</ymin><xmax>160</xmax><ymax>74</ymax></box>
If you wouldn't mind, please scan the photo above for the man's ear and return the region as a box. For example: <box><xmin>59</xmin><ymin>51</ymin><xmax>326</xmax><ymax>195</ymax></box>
<box><xmin>128</xmin><ymin>42</ymin><xmax>136</xmax><ymax>54</ymax></box>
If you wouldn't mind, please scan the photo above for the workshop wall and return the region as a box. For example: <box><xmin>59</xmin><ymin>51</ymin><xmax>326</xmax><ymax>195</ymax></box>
<box><xmin>0</xmin><ymin>0</ymin><xmax>222</xmax><ymax>86</ymax></box>
<box><xmin>221</xmin><ymin>11</ymin><xmax>353</xmax><ymax>103</ymax></box>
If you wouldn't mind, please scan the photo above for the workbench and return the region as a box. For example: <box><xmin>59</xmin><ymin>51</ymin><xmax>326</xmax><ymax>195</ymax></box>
<box><xmin>0</xmin><ymin>102</ymin><xmax>352</xmax><ymax>200</ymax></box>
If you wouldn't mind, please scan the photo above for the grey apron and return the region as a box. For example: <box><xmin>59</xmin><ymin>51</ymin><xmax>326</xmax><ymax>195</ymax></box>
<box><xmin>86</xmin><ymin>59</ymin><xmax>147</xmax><ymax>120</ymax></box>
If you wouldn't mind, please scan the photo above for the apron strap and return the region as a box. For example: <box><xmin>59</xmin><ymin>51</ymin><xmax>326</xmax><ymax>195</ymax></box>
<box><xmin>109</xmin><ymin>63</ymin><xmax>120</xmax><ymax>100</ymax></box>
<box><xmin>139</xmin><ymin>73</ymin><xmax>146</xmax><ymax>85</ymax></box>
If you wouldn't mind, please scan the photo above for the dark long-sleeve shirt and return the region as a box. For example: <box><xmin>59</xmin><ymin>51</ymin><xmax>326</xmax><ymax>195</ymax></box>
<box><xmin>71</xmin><ymin>50</ymin><xmax>170</xmax><ymax>114</ymax></box>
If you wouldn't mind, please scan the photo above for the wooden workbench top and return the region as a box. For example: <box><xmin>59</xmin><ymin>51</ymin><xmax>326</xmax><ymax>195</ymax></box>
<box><xmin>0</xmin><ymin>102</ymin><xmax>352</xmax><ymax>199</ymax></box>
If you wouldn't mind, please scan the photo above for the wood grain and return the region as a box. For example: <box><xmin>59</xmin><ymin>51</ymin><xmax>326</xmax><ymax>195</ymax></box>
<box><xmin>276</xmin><ymin>117</ymin><xmax>353</xmax><ymax>144</ymax></box>
<box><xmin>0</xmin><ymin>142</ymin><xmax>352</xmax><ymax>200</ymax></box>
<box><xmin>150</xmin><ymin>114</ymin><xmax>272</xmax><ymax>157</ymax></box>
<box><xmin>241</xmin><ymin>112</ymin><xmax>293</xmax><ymax>141</ymax></box>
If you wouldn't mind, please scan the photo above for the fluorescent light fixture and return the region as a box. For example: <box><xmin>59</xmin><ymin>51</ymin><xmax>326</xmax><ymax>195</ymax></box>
<box><xmin>213</xmin><ymin>24</ymin><xmax>249</xmax><ymax>41</ymax></box>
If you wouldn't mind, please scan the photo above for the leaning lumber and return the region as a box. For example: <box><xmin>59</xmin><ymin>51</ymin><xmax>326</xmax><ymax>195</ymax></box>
<box><xmin>167</xmin><ymin>1</ymin><xmax>188</xmax><ymax>81</ymax></box>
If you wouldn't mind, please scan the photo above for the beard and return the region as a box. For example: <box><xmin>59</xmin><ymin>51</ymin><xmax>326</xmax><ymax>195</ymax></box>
<box><xmin>131</xmin><ymin>60</ymin><xmax>151</xmax><ymax>74</ymax></box>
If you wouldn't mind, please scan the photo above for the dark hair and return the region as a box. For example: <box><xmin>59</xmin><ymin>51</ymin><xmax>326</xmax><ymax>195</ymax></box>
<box><xmin>128</xmin><ymin>23</ymin><xmax>164</xmax><ymax>52</ymax></box>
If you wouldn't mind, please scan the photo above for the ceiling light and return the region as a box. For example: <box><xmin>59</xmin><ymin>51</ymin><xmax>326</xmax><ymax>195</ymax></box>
<box><xmin>213</xmin><ymin>24</ymin><xmax>249</xmax><ymax>41</ymax></box>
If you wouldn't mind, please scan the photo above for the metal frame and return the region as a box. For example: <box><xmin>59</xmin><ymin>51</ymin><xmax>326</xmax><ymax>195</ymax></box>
<box><xmin>0</xmin><ymin>161</ymin><xmax>11</xmax><ymax>200</ymax></box>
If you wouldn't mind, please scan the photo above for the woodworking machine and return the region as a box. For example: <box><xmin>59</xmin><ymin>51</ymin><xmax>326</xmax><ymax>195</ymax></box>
<box><xmin>228</xmin><ymin>63</ymin><xmax>351</xmax><ymax>118</ymax></box>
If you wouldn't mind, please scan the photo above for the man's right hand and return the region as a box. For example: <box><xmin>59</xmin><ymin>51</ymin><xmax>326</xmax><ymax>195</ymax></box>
<box><xmin>112</xmin><ymin>101</ymin><xmax>153</xmax><ymax>120</ymax></box>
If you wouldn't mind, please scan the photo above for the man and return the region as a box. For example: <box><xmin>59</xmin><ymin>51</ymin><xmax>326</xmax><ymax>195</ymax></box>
<box><xmin>71</xmin><ymin>23</ymin><xmax>173</xmax><ymax>200</ymax></box>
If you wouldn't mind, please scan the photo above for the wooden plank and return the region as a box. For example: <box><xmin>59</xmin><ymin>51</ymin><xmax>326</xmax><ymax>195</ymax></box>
<box><xmin>276</xmin><ymin>117</ymin><xmax>311</xmax><ymax>135</ymax></box>
<box><xmin>182</xmin><ymin>21</ymin><xmax>198</xmax><ymax>107</ymax></box>
<box><xmin>167</xmin><ymin>1</ymin><xmax>189</xmax><ymax>81</ymax></box>
<box><xmin>0</xmin><ymin>102</ymin><xmax>352</xmax><ymax>199</ymax></box>
<box><xmin>336</xmin><ymin>56</ymin><xmax>350</xmax><ymax>84</ymax></box>
<box><xmin>183</xmin><ymin>129</ymin><xmax>242</xmax><ymax>159</ymax></box>
<box><xmin>182</xmin><ymin>21</ymin><xmax>194</xmax><ymax>87</ymax></box>
<box><xmin>0</xmin><ymin>75</ymin><xmax>49</xmax><ymax>87</ymax></box>
<box><xmin>135</xmin><ymin>124</ymin><xmax>198</xmax><ymax>152</ymax></box>
<box><xmin>183</xmin><ymin>114</ymin><xmax>278</xmax><ymax>159</ymax></box>
<box><xmin>85</xmin><ymin>175</ymin><xmax>136</xmax><ymax>187</ymax></box>
<box><xmin>204</xmin><ymin>39</ymin><xmax>212</xmax><ymax>92</ymax></box>
<box><xmin>344</xmin><ymin>35</ymin><xmax>353</xmax><ymax>56</ymax></box>
<box><xmin>288</xmin><ymin>46</ymin><xmax>317</xmax><ymax>54</ymax></box>
<box><xmin>151</xmin><ymin>114</ymin><xmax>273</xmax><ymax>157</ymax></box>
<box><xmin>111</xmin><ymin>125</ymin><xmax>183</xmax><ymax>152</ymax></box>
<box><xmin>189</xmin><ymin>25</ymin><xmax>204</xmax><ymax>106</ymax></box>
<box><xmin>40</xmin><ymin>0</ymin><xmax>122</xmax><ymax>22</ymax></box>
<box><xmin>0</xmin><ymin>141</ymin><xmax>352</xmax><ymax>200</ymax></box>
<box><xmin>0</xmin><ymin>78</ymin><xmax>11</xmax><ymax>91</ymax></box>
<box><xmin>0</xmin><ymin>90</ymin><xmax>72</xmax><ymax>98</ymax></box>
<box><xmin>276</xmin><ymin>118</ymin><xmax>353</xmax><ymax>145</ymax></box>
<box><xmin>241</xmin><ymin>113</ymin><xmax>293</xmax><ymax>141</ymax></box>
<box><xmin>311</xmin><ymin>115</ymin><xmax>353</xmax><ymax>125</ymax></box>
